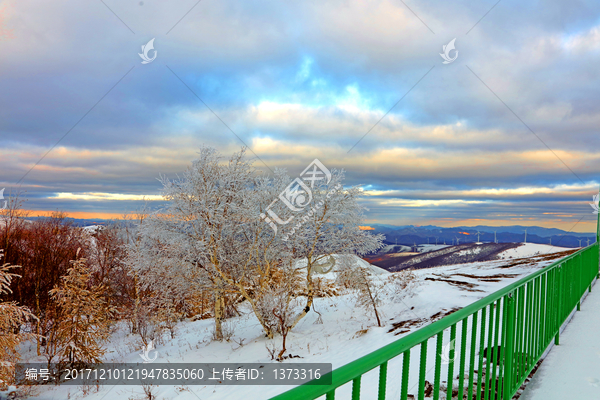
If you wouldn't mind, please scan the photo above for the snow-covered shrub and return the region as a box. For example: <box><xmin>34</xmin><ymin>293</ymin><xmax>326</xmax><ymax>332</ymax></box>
<box><xmin>256</xmin><ymin>284</ymin><xmax>302</xmax><ymax>360</ymax></box>
<box><xmin>385</xmin><ymin>269</ymin><xmax>418</xmax><ymax>302</ymax></box>
<box><xmin>48</xmin><ymin>257</ymin><xmax>114</xmax><ymax>368</ymax></box>
<box><xmin>133</xmin><ymin>303</ymin><xmax>163</xmax><ymax>347</ymax></box>
<box><xmin>336</xmin><ymin>254</ymin><xmax>384</xmax><ymax>327</ymax></box>
<box><xmin>0</xmin><ymin>252</ymin><xmax>36</xmax><ymax>387</ymax></box>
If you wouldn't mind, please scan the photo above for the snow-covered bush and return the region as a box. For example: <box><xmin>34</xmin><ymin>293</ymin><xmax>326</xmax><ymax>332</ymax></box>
<box><xmin>48</xmin><ymin>257</ymin><xmax>114</xmax><ymax>368</ymax></box>
<box><xmin>0</xmin><ymin>253</ymin><xmax>36</xmax><ymax>387</ymax></box>
<box><xmin>385</xmin><ymin>269</ymin><xmax>418</xmax><ymax>302</ymax></box>
<box><xmin>255</xmin><ymin>272</ymin><xmax>302</xmax><ymax>360</ymax></box>
<box><xmin>336</xmin><ymin>254</ymin><xmax>384</xmax><ymax>327</ymax></box>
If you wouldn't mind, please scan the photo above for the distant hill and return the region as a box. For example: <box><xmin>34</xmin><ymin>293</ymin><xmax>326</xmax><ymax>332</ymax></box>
<box><xmin>17</xmin><ymin>218</ymin><xmax>598</xmax><ymax>248</ymax></box>
<box><xmin>24</xmin><ymin>216</ymin><xmax>111</xmax><ymax>227</ymax></box>
<box><xmin>368</xmin><ymin>224</ymin><xmax>596</xmax><ymax>249</ymax></box>
<box><xmin>364</xmin><ymin>242</ymin><xmax>578</xmax><ymax>272</ymax></box>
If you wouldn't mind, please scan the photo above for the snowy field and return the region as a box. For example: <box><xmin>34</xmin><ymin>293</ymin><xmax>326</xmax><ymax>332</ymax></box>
<box><xmin>496</xmin><ymin>243</ymin><xmax>572</xmax><ymax>259</ymax></box>
<box><xmin>11</xmin><ymin>244</ymin><xmax>574</xmax><ymax>400</ymax></box>
<box><xmin>417</xmin><ymin>244</ymin><xmax>451</xmax><ymax>253</ymax></box>
<box><xmin>520</xmin><ymin>280</ymin><xmax>600</xmax><ymax>400</ymax></box>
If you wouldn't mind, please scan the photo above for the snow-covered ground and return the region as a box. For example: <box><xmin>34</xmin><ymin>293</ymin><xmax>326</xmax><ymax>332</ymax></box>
<box><xmin>496</xmin><ymin>243</ymin><xmax>572</xmax><ymax>259</ymax></box>
<box><xmin>520</xmin><ymin>280</ymin><xmax>600</xmax><ymax>400</ymax></box>
<box><xmin>81</xmin><ymin>225</ymin><xmax>103</xmax><ymax>234</ymax></box>
<box><xmin>417</xmin><ymin>244</ymin><xmax>451</xmax><ymax>253</ymax></box>
<box><xmin>378</xmin><ymin>244</ymin><xmax>411</xmax><ymax>253</ymax></box>
<box><xmin>294</xmin><ymin>254</ymin><xmax>390</xmax><ymax>277</ymax></box>
<box><xmin>11</xmin><ymin>246</ymin><xmax>574</xmax><ymax>400</ymax></box>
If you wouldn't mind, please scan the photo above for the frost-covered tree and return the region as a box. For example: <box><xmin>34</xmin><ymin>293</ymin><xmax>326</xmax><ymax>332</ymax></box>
<box><xmin>132</xmin><ymin>148</ymin><xmax>259</xmax><ymax>340</ymax></box>
<box><xmin>136</xmin><ymin>147</ymin><xmax>299</xmax><ymax>340</ymax></box>
<box><xmin>217</xmin><ymin>169</ymin><xmax>299</xmax><ymax>339</ymax></box>
<box><xmin>278</xmin><ymin>169</ymin><xmax>385</xmax><ymax>330</ymax></box>
<box><xmin>49</xmin><ymin>257</ymin><xmax>114</xmax><ymax>367</ymax></box>
<box><xmin>337</xmin><ymin>255</ymin><xmax>383</xmax><ymax>327</ymax></box>
<box><xmin>128</xmin><ymin>146</ymin><xmax>384</xmax><ymax>341</ymax></box>
<box><xmin>0</xmin><ymin>254</ymin><xmax>36</xmax><ymax>386</ymax></box>
<box><xmin>122</xmin><ymin>211</ymin><xmax>155</xmax><ymax>336</ymax></box>
<box><xmin>87</xmin><ymin>223</ymin><xmax>128</xmax><ymax>310</ymax></box>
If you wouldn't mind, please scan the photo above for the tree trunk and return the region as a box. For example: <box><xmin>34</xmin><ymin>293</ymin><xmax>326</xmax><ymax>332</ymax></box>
<box><xmin>132</xmin><ymin>274</ymin><xmax>140</xmax><ymax>334</ymax></box>
<box><xmin>238</xmin><ymin>285</ymin><xmax>273</xmax><ymax>338</ymax></box>
<box><xmin>213</xmin><ymin>267</ymin><xmax>275</xmax><ymax>339</ymax></box>
<box><xmin>213</xmin><ymin>281</ymin><xmax>224</xmax><ymax>340</ymax></box>
<box><xmin>288</xmin><ymin>265</ymin><xmax>314</xmax><ymax>331</ymax></box>
<box><xmin>277</xmin><ymin>332</ymin><xmax>288</xmax><ymax>361</ymax></box>
<box><xmin>36</xmin><ymin>292</ymin><xmax>41</xmax><ymax>356</ymax></box>
<box><xmin>373</xmin><ymin>303</ymin><xmax>381</xmax><ymax>327</ymax></box>
<box><xmin>365</xmin><ymin>276</ymin><xmax>381</xmax><ymax>327</ymax></box>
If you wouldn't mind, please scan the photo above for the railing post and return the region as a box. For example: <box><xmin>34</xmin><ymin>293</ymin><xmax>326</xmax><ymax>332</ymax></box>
<box><xmin>352</xmin><ymin>376</ymin><xmax>361</xmax><ymax>400</ymax></box>
<box><xmin>401</xmin><ymin>350</ymin><xmax>410</xmax><ymax>400</ymax></box>
<box><xmin>503</xmin><ymin>293</ymin><xmax>515</xmax><ymax>400</ymax></box>
<box><xmin>555</xmin><ymin>266</ymin><xmax>562</xmax><ymax>345</ymax></box>
<box><xmin>419</xmin><ymin>341</ymin><xmax>428</xmax><ymax>400</ymax></box>
<box><xmin>377</xmin><ymin>361</ymin><xmax>387</xmax><ymax>400</ymax></box>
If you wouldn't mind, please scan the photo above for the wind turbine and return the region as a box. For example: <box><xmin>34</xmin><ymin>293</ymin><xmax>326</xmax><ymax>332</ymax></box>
<box><xmin>427</xmin><ymin>237</ymin><xmax>430</xmax><ymax>244</ymax></box>
<box><xmin>456</xmin><ymin>237</ymin><xmax>460</xmax><ymax>245</ymax></box>
<box><xmin>587</xmin><ymin>238</ymin><xmax>591</xmax><ymax>247</ymax></box>
<box><xmin>578</xmin><ymin>238</ymin><xmax>583</xmax><ymax>247</ymax></box>
<box><xmin>476</xmin><ymin>230</ymin><xmax>481</xmax><ymax>243</ymax></box>
<box><xmin>523</xmin><ymin>228</ymin><xmax>527</xmax><ymax>244</ymax></box>
<box><xmin>494</xmin><ymin>230</ymin><xmax>497</xmax><ymax>244</ymax></box>
<box><xmin>549</xmin><ymin>237</ymin><xmax>552</xmax><ymax>245</ymax></box>
<box><xmin>435</xmin><ymin>237</ymin><xmax>439</xmax><ymax>245</ymax></box>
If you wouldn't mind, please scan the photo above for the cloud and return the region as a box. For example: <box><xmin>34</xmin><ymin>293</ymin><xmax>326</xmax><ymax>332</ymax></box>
<box><xmin>1</xmin><ymin>0</ymin><xmax>600</xmax><ymax>231</ymax></box>
<box><xmin>51</xmin><ymin>192</ymin><xmax>163</xmax><ymax>201</ymax></box>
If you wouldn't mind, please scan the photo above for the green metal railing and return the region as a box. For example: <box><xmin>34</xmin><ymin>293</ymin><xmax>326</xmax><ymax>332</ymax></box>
<box><xmin>271</xmin><ymin>223</ymin><xmax>600</xmax><ymax>400</ymax></box>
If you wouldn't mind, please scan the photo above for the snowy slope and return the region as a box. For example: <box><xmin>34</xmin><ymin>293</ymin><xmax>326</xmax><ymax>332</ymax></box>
<box><xmin>294</xmin><ymin>254</ymin><xmax>390</xmax><ymax>278</ymax></box>
<box><xmin>16</xmin><ymin>251</ymin><xmax>572</xmax><ymax>400</ymax></box>
<box><xmin>418</xmin><ymin>244</ymin><xmax>451</xmax><ymax>253</ymax></box>
<box><xmin>81</xmin><ymin>225</ymin><xmax>103</xmax><ymax>234</ymax></box>
<box><xmin>496</xmin><ymin>243</ymin><xmax>572</xmax><ymax>259</ymax></box>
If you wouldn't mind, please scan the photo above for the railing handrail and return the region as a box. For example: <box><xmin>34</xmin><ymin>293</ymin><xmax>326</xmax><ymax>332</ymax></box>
<box><xmin>270</xmin><ymin>244</ymin><xmax>597</xmax><ymax>400</ymax></box>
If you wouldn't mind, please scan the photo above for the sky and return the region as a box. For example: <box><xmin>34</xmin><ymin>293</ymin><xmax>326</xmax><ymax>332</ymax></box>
<box><xmin>1</xmin><ymin>0</ymin><xmax>600</xmax><ymax>232</ymax></box>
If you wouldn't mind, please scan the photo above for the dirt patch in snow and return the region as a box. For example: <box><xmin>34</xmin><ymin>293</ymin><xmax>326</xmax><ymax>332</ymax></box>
<box><xmin>452</xmin><ymin>272</ymin><xmax>521</xmax><ymax>281</ymax></box>
<box><xmin>498</xmin><ymin>249</ymin><xmax>577</xmax><ymax>269</ymax></box>
<box><xmin>425</xmin><ymin>276</ymin><xmax>484</xmax><ymax>292</ymax></box>
<box><xmin>388</xmin><ymin>307</ymin><xmax>462</xmax><ymax>335</ymax></box>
